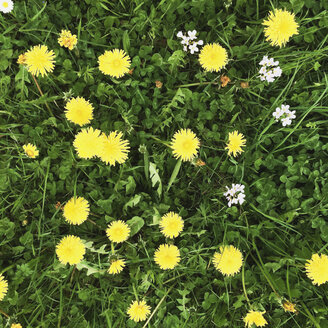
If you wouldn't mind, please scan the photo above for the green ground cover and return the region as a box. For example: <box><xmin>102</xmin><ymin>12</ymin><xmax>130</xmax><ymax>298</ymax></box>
<box><xmin>1</xmin><ymin>0</ymin><xmax>328</xmax><ymax>327</ymax></box>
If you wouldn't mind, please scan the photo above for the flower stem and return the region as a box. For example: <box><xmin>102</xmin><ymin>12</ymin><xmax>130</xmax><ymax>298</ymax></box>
<box><xmin>241</xmin><ymin>253</ymin><xmax>252</xmax><ymax>309</ymax></box>
<box><xmin>142</xmin><ymin>285</ymin><xmax>175</xmax><ymax>328</ymax></box>
<box><xmin>31</xmin><ymin>74</ymin><xmax>54</xmax><ymax>116</ymax></box>
<box><xmin>132</xmin><ymin>283</ymin><xmax>138</xmax><ymax>301</ymax></box>
<box><xmin>70</xmin><ymin>264</ymin><xmax>77</xmax><ymax>284</ymax></box>
<box><xmin>111</xmin><ymin>242</ymin><xmax>115</xmax><ymax>255</ymax></box>
<box><xmin>0</xmin><ymin>308</ymin><xmax>9</xmax><ymax>318</ymax></box>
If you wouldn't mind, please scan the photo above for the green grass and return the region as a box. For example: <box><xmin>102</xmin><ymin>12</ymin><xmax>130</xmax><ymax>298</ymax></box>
<box><xmin>1</xmin><ymin>0</ymin><xmax>328</xmax><ymax>327</ymax></box>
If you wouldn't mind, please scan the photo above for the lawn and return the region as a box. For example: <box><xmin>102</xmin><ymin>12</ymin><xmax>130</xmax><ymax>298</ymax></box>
<box><xmin>0</xmin><ymin>0</ymin><xmax>328</xmax><ymax>327</ymax></box>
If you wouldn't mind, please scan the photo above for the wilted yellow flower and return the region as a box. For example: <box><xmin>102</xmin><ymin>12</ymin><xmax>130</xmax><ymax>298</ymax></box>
<box><xmin>213</xmin><ymin>245</ymin><xmax>243</xmax><ymax>276</ymax></box>
<box><xmin>225</xmin><ymin>131</ymin><xmax>246</xmax><ymax>157</ymax></box>
<box><xmin>154</xmin><ymin>244</ymin><xmax>180</xmax><ymax>270</ymax></box>
<box><xmin>106</xmin><ymin>221</ymin><xmax>130</xmax><ymax>243</ymax></box>
<box><xmin>65</xmin><ymin>97</ymin><xmax>94</xmax><ymax>126</ymax></box>
<box><xmin>0</xmin><ymin>274</ymin><xmax>8</xmax><ymax>301</ymax></box>
<box><xmin>199</xmin><ymin>43</ymin><xmax>228</xmax><ymax>72</ymax></box>
<box><xmin>58</xmin><ymin>30</ymin><xmax>78</xmax><ymax>50</ymax></box>
<box><xmin>282</xmin><ymin>300</ymin><xmax>297</xmax><ymax>313</ymax></box>
<box><xmin>155</xmin><ymin>80</ymin><xmax>163</xmax><ymax>88</ymax></box>
<box><xmin>99</xmin><ymin>131</ymin><xmax>130</xmax><ymax>166</ymax></box>
<box><xmin>23</xmin><ymin>143</ymin><xmax>39</xmax><ymax>158</ymax></box>
<box><xmin>73</xmin><ymin>127</ymin><xmax>103</xmax><ymax>159</ymax></box>
<box><xmin>25</xmin><ymin>45</ymin><xmax>55</xmax><ymax>77</ymax></box>
<box><xmin>159</xmin><ymin>212</ymin><xmax>184</xmax><ymax>238</ymax></box>
<box><xmin>263</xmin><ymin>9</ymin><xmax>299</xmax><ymax>47</ymax></box>
<box><xmin>244</xmin><ymin>310</ymin><xmax>267</xmax><ymax>327</ymax></box>
<box><xmin>98</xmin><ymin>49</ymin><xmax>131</xmax><ymax>78</ymax></box>
<box><xmin>220</xmin><ymin>75</ymin><xmax>231</xmax><ymax>87</ymax></box>
<box><xmin>108</xmin><ymin>259</ymin><xmax>125</xmax><ymax>274</ymax></box>
<box><xmin>127</xmin><ymin>300</ymin><xmax>151</xmax><ymax>322</ymax></box>
<box><xmin>63</xmin><ymin>196</ymin><xmax>89</xmax><ymax>225</ymax></box>
<box><xmin>56</xmin><ymin>235</ymin><xmax>86</xmax><ymax>265</ymax></box>
<box><xmin>305</xmin><ymin>253</ymin><xmax>328</xmax><ymax>286</ymax></box>
<box><xmin>171</xmin><ymin>129</ymin><xmax>200</xmax><ymax>162</ymax></box>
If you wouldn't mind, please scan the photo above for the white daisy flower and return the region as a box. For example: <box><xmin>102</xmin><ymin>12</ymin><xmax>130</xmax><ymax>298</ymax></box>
<box><xmin>189</xmin><ymin>43</ymin><xmax>199</xmax><ymax>54</ymax></box>
<box><xmin>259</xmin><ymin>56</ymin><xmax>282</xmax><ymax>83</ymax></box>
<box><xmin>224</xmin><ymin>184</ymin><xmax>246</xmax><ymax>207</ymax></box>
<box><xmin>177</xmin><ymin>31</ymin><xmax>184</xmax><ymax>38</ymax></box>
<box><xmin>181</xmin><ymin>36</ymin><xmax>190</xmax><ymax>45</ymax></box>
<box><xmin>273</xmin><ymin>67</ymin><xmax>282</xmax><ymax>77</ymax></box>
<box><xmin>0</xmin><ymin>0</ymin><xmax>14</xmax><ymax>13</ymax></box>
<box><xmin>187</xmin><ymin>30</ymin><xmax>197</xmax><ymax>40</ymax></box>
<box><xmin>273</xmin><ymin>104</ymin><xmax>296</xmax><ymax>126</ymax></box>
<box><xmin>259</xmin><ymin>56</ymin><xmax>269</xmax><ymax>66</ymax></box>
<box><xmin>273</xmin><ymin>107</ymin><xmax>283</xmax><ymax>120</ymax></box>
<box><xmin>281</xmin><ymin>117</ymin><xmax>292</xmax><ymax>126</ymax></box>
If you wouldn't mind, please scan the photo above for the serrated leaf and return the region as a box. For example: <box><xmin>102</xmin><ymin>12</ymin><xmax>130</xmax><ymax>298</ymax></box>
<box><xmin>76</xmin><ymin>262</ymin><xmax>100</xmax><ymax>276</ymax></box>
<box><xmin>123</xmin><ymin>194</ymin><xmax>141</xmax><ymax>212</ymax></box>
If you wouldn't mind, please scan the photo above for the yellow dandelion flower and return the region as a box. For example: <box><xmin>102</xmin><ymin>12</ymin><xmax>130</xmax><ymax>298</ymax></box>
<box><xmin>171</xmin><ymin>129</ymin><xmax>200</xmax><ymax>162</ymax></box>
<box><xmin>23</xmin><ymin>143</ymin><xmax>39</xmax><ymax>158</ymax></box>
<box><xmin>58</xmin><ymin>30</ymin><xmax>78</xmax><ymax>50</ymax></box>
<box><xmin>199</xmin><ymin>43</ymin><xmax>228</xmax><ymax>72</ymax></box>
<box><xmin>213</xmin><ymin>245</ymin><xmax>243</xmax><ymax>276</ymax></box>
<box><xmin>73</xmin><ymin>127</ymin><xmax>103</xmax><ymax>159</ymax></box>
<box><xmin>56</xmin><ymin>235</ymin><xmax>86</xmax><ymax>265</ymax></box>
<box><xmin>99</xmin><ymin>131</ymin><xmax>130</xmax><ymax>166</ymax></box>
<box><xmin>305</xmin><ymin>253</ymin><xmax>328</xmax><ymax>286</ymax></box>
<box><xmin>65</xmin><ymin>97</ymin><xmax>94</xmax><ymax>126</ymax></box>
<box><xmin>159</xmin><ymin>212</ymin><xmax>184</xmax><ymax>238</ymax></box>
<box><xmin>17</xmin><ymin>53</ymin><xmax>27</xmax><ymax>65</ymax></box>
<box><xmin>108</xmin><ymin>259</ymin><xmax>125</xmax><ymax>274</ymax></box>
<box><xmin>263</xmin><ymin>9</ymin><xmax>299</xmax><ymax>47</ymax></box>
<box><xmin>154</xmin><ymin>244</ymin><xmax>181</xmax><ymax>270</ymax></box>
<box><xmin>106</xmin><ymin>221</ymin><xmax>130</xmax><ymax>243</ymax></box>
<box><xmin>11</xmin><ymin>324</ymin><xmax>23</xmax><ymax>328</ymax></box>
<box><xmin>244</xmin><ymin>310</ymin><xmax>268</xmax><ymax>327</ymax></box>
<box><xmin>25</xmin><ymin>45</ymin><xmax>55</xmax><ymax>77</ymax></box>
<box><xmin>98</xmin><ymin>49</ymin><xmax>131</xmax><ymax>78</ymax></box>
<box><xmin>282</xmin><ymin>300</ymin><xmax>297</xmax><ymax>313</ymax></box>
<box><xmin>225</xmin><ymin>131</ymin><xmax>246</xmax><ymax>157</ymax></box>
<box><xmin>63</xmin><ymin>196</ymin><xmax>89</xmax><ymax>225</ymax></box>
<box><xmin>0</xmin><ymin>274</ymin><xmax>8</xmax><ymax>301</ymax></box>
<box><xmin>127</xmin><ymin>300</ymin><xmax>151</xmax><ymax>322</ymax></box>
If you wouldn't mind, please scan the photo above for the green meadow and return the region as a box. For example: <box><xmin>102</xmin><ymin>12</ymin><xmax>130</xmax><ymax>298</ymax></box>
<box><xmin>1</xmin><ymin>0</ymin><xmax>328</xmax><ymax>327</ymax></box>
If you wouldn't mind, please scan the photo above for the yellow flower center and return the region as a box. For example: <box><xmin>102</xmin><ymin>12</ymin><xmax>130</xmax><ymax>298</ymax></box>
<box><xmin>182</xmin><ymin>140</ymin><xmax>192</xmax><ymax>150</ymax></box>
<box><xmin>112</xmin><ymin>59</ymin><xmax>121</xmax><ymax>67</ymax></box>
<box><xmin>278</xmin><ymin>21</ymin><xmax>290</xmax><ymax>33</ymax></box>
<box><xmin>26</xmin><ymin>150</ymin><xmax>34</xmax><ymax>157</ymax></box>
<box><xmin>3</xmin><ymin>2</ymin><xmax>8</xmax><ymax>8</ymax></box>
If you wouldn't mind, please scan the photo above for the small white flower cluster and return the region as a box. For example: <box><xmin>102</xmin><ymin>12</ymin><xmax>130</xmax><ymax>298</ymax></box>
<box><xmin>259</xmin><ymin>56</ymin><xmax>282</xmax><ymax>83</ymax></box>
<box><xmin>177</xmin><ymin>30</ymin><xmax>203</xmax><ymax>54</ymax></box>
<box><xmin>0</xmin><ymin>0</ymin><xmax>14</xmax><ymax>13</ymax></box>
<box><xmin>224</xmin><ymin>184</ymin><xmax>245</xmax><ymax>207</ymax></box>
<box><xmin>272</xmin><ymin>104</ymin><xmax>296</xmax><ymax>126</ymax></box>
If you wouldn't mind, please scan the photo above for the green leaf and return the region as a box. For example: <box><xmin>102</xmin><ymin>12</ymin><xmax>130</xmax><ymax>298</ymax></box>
<box><xmin>126</xmin><ymin>216</ymin><xmax>144</xmax><ymax>236</ymax></box>
<box><xmin>122</xmin><ymin>30</ymin><xmax>130</xmax><ymax>52</ymax></box>
<box><xmin>123</xmin><ymin>194</ymin><xmax>142</xmax><ymax>212</ymax></box>
<box><xmin>149</xmin><ymin>162</ymin><xmax>162</xmax><ymax>197</ymax></box>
